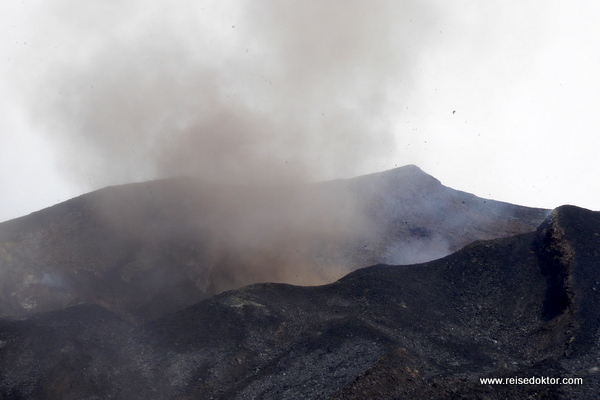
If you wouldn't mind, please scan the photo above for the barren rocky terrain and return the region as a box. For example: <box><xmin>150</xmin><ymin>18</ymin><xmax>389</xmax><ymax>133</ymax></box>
<box><xmin>6</xmin><ymin>166</ymin><xmax>598</xmax><ymax>398</ymax></box>
<box><xmin>0</xmin><ymin>165</ymin><xmax>548</xmax><ymax>323</ymax></box>
<box><xmin>1</xmin><ymin>204</ymin><xmax>599</xmax><ymax>398</ymax></box>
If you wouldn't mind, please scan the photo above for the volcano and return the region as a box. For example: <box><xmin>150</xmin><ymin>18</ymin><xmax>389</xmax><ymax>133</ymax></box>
<box><xmin>0</xmin><ymin>165</ymin><xmax>548</xmax><ymax>322</ymax></box>
<box><xmin>1</xmin><ymin>204</ymin><xmax>599</xmax><ymax>398</ymax></box>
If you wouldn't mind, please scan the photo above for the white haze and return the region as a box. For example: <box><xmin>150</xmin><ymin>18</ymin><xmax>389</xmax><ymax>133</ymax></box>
<box><xmin>1</xmin><ymin>1</ymin><xmax>600</xmax><ymax>223</ymax></box>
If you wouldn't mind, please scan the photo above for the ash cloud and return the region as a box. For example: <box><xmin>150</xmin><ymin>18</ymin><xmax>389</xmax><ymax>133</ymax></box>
<box><xmin>21</xmin><ymin>0</ymin><xmax>439</xmax><ymax>187</ymax></box>
<box><xmin>10</xmin><ymin>1</ymin><xmax>447</xmax><ymax>291</ymax></box>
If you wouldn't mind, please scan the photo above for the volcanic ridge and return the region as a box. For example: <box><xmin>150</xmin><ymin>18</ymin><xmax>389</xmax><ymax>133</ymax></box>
<box><xmin>0</xmin><ymin>165</ymin><xmax>548</xmax><ymax>322</ymax></box>
<box><xmin>2</xmin><ymin>166</ymin><xmax>599</xmax><ymax>398</ymax></box>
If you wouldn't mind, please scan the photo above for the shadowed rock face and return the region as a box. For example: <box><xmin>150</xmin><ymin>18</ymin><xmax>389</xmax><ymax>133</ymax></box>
<box><xmin>1</xmin><ymin>205</ymin><xmax>598</xmax><ymax>399</ymax></box>
<box><xmin>0</xmin><ymin>165</ymin><xmax>548</xmax><ymax>322</ymax></box>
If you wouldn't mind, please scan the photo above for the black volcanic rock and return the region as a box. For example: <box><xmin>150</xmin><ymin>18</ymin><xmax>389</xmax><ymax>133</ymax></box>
<box><xmin>0</xmin><ymin>305</ymin><xmax>159</xmax><ymax>400</ymax></box>
<box><xmin>1</xmin><ymin>205</ymin><xmax>599</xmax><ymax>399</ymax></box>
<box><xmin>0</xmin><ymin>165</ymin><xmax>549</xmax><ymax>322</ymax></box>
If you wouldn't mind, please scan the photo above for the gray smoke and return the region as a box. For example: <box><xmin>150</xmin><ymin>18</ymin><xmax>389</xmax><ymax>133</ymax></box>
<box><xmin>6</xmin><ymin>1</ymin><xmax>452</xmax><ymax>292</ymax></box>
<box><xmin>20</xmin><ymin>0</ymin><xmax>439</xmax><ymax>188</ymax></box>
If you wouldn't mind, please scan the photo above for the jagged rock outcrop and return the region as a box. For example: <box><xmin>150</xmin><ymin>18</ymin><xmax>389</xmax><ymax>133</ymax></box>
<box><xmin>0</xmin><ymin>165</ymin><xmax>548</xmax><ymax>322</ymax></box>
<box><xmin>1</xmin><ymin>205</ymin><xmax>598</xmax><ymax>399</ymax></box>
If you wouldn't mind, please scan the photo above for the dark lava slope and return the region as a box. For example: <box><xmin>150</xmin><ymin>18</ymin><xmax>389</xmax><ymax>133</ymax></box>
<box><xmin>0</xmin><ymin>165</ymin><xmax>548</xmax><ymax>322</ymax></box>
<box><xmin>1</xmin><ymin>205</ymin><xmax>598</xmax><ymax>399</ymax></box>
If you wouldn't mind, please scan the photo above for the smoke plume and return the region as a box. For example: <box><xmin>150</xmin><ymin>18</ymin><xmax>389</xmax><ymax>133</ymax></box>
<box><xmin>7</xmin><ymin>1</ymin><xmax>449</xmax><ymax>292</ymax></box>
<box><xmin>20</xmin><ymin>0</ymin><xmax>438</xmax><ymax>187</ymax></box>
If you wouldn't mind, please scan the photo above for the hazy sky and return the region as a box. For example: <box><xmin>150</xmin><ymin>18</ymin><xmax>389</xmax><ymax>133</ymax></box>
<box><xmin>1</xmin><ymin>1</ymin><xmax>599</xmax><ymax>223</ymax></box>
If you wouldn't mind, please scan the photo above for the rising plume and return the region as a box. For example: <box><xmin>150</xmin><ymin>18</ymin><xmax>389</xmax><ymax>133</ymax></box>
<box><xmin>17</xmin><ymin>0</ymin><xmax>439</xmax><ymax>187</ymax></box>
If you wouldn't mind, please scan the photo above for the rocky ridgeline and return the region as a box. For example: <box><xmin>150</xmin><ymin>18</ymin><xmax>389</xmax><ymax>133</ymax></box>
<box><xmin>1</xmin><ymin>205</ymin><xmax>599</xmax><ymax>399</ymax></box>
<box><xmin>0</xmin><ymin>165</ymin><xmax>548</xmax><ymax>322</ymax></box>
